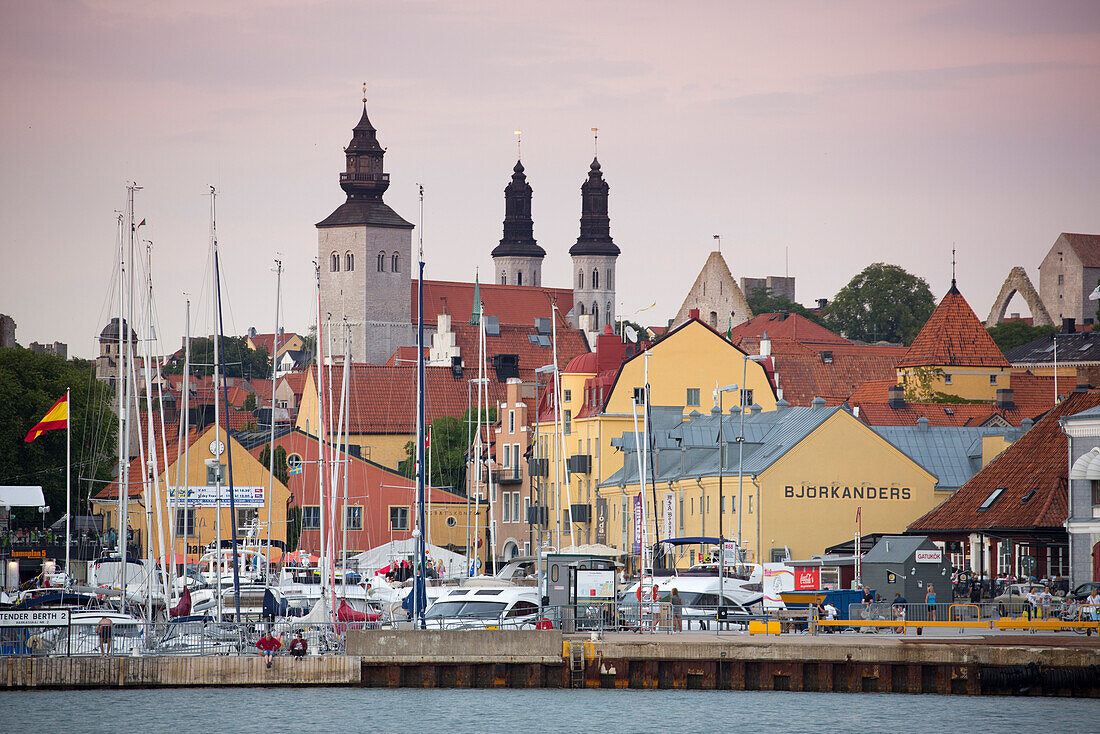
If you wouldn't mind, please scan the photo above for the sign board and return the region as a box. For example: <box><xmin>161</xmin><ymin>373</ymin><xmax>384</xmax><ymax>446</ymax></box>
<box><xmin>722</xmin><ymin>541</ymin><xmax>739</xmax><ymax>566</ymax></box>
<box><xmin>167</xmin><ymin>486</ymin><xmax>265</xmax><ymax>508</ymax></box>
<box><xmin>632</xmin><ymin>494</ymin><xmax>642</xmax><ymax>555</ymax></box>
<box><xmin>594</xmin><ymin>498</ymin><xmax>608</xmax><ymax>545</ymax></box>
<box><xmin>915</xmin><ymin>549</ymin><xmax>942</xmax><ymax>564</ymax></box>
<box><xmin>0</xmin><ymin>609</ymin><xmax>69</xmax><ymax>627</ymax></box>
<box><xmin>662</xmin><ymin>492</ymin><xmax>675</xmax><ymax>540</ymax></box>
<box><xmin>575</xmin><ymin>569</ymin><xmax>616</xmax><ymax>600</ymax></box>
<box><xmin>794</xmin><ymin>567</ymin><xmax>820</xmax><ymax>591</ymax></box>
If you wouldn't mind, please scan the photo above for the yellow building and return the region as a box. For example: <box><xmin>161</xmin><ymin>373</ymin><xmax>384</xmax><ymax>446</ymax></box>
<box><xmin>93</xmin><ymin>425</ymin><xmax>291</xmax><ymax>566</ymax></box>
<box><xmin>896</xmin><ymin>282</ymin><xmax>1011</xmax><ymax>401</ymax></box>
<box><xmin>534</xmin><ymin>318</ymin><xmax>778</xmax><ymax>549</ymax></box>
<box><xmin>599</xmin><ymin>401</ymin><xmax>941</xmax><ymax>564</ymax></box>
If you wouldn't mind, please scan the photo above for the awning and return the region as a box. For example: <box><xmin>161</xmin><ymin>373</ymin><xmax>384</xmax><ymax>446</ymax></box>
<box><xmin>0</xmin><ymin>486</ymin><xmax>45</xmax><ymax>507</ymax></box>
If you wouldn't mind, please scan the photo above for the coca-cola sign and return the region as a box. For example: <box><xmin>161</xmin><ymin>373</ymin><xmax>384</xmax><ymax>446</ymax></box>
<box><xmin>795</xmin><ymin>567</ymin><xmax>820</xmax><ymax>590</ymax></box>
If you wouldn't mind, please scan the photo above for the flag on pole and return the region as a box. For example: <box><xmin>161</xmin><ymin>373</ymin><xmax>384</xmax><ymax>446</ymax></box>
<box><xmin>726</xmin><ymin>315</ymin><xmax>733</xmax><ymax>341</ymax></box>
<box><xmin>25</xmin><ymin>394</ymin><xmax>69</xmax><ymax>442</ymax></box>
<box><xmin>1089</xmin><ymin>282</ymin><xmax>1100</xmax><ymax>302</ymax></box>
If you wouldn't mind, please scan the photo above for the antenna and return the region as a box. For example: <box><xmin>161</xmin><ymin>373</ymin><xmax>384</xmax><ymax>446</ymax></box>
<box><xmin>951</xmin><ymin>243</ymin><xmax>957</xmax><ymax>286</ymax></box>
<box><xmin>417</xmin><ymin>183</ymin><xmax>424</xmax><ymax>261</ymax></box>
<box><xmin>514</xmin><ymin>130</ymin><xmax>522</xmax><ymax>159</ymax></box>
<box><xmin>591</xmin><ymin>127</ymin><xmax>599</xmax><ymax>157</ymax></box>
<box><xmin>625</xmin><ymin>325</ymin><xmax>639</xmax><ymax>344</ymax></box>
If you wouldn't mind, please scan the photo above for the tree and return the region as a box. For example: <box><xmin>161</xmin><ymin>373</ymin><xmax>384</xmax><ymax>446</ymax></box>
<box><xmin>744</xmin><ymin>287</ymin><xmax>826</xmax><ymax>327</ymax></box>
<box><xmin>986</xmin><ymin>321</ymin><xmax>1057</xmax><ymax>353</ymax></box>
<box><xmin>258</xmin><ymin>444</ymin><xmax>289</xmax><ymax>486</ymax></box>
<box><xmin>824</xmin><ymin>263</ymin><xmax>936</xmax><ymax>345</ymax></box>
<box><xmin>0</xmin><ymin>349</ymin><xmax>117</xmax><ymax>526</ymax></box>
<box><xmin>242</xmin><ymin>392</ymin><xmax>257</xmax><ymax>412</ymax></box>
<box><xmin>399</xmin><ymin>407</ymin><xmax>497</xmax><ymax>492</ymax></box>
<box><xmin>162</xmin><ymin>336</ymin><xmax>270</xmax><ymax>379</ymax></box>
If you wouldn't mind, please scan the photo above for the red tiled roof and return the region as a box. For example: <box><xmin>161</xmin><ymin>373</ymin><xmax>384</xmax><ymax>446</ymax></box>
<box><xmin>279</xmin><ymin>372</ymin><xmax>308</xmax><ymax>400</ymax></box>
<box><xmin>908</xmin><ymin>390</ymin><xmax>1100</xmax><ymax>533</ymax></box>
<box><xmin>417</xmin><ymin>280</ymin><xmax>574</xmax><ymax>327</ymax></box>
<box><xmin>97</xmin><ymin>426</ymin><xmax>197</xmax><ymax>500</ymax></box>
<box><xmin>385</xmin><ymin>347</ymin><xmax>428</xmax><ymax>366</ymax></box>
<box><xmin>897</xmin><ymin>285</ymin><xmax>1010</xmax><ymax>369</ymax></box>
<box><xmin>728</xmin><ymin>312</ymin><xmax>849</xmax><ymax>345</ymax></box>
<box><xmin>849</xmin><ymin>372</ymin><xmax>1055</xmax><ymax>427</ymax></box>
<box><xmin>249</xmin><ymin>333</ymin><xmax>298</xmax><ymax>355</ymax></box>
<box><xmin>1061</xmin><ymin>233</ymin><xmax>1100</xmax><ymax>268</ymax></box>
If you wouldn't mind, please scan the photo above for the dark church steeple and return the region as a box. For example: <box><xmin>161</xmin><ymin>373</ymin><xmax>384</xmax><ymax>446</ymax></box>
<box><xmin>491</xmin><ymin>161</ymin><xmax>545</xmax><ymax>259</ymax></box>
<box><xmin>569</xmin><ymin>158</ymin><xmax>620</xmax><ymax>256</ymax></box>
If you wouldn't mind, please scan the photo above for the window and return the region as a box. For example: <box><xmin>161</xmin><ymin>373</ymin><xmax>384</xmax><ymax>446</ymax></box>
<box><xmin>513</xmin><ymin>492</ymin><xmax>521</xmax><ymax>523</ymax></box>
<box><xmin>345</xmin><ymin>506</ymin><xmax>362</xmax><ymax>530</ymax></box>
<box><xmin>503</xmin><ymin>444</ymin><xmax>511</xmax><ymax>468</ymax></box>
<box><xmin>606</xmin><ymin>269</ymin><xmax>612</xmax><ymax>289</ymax></box>
<box><xmin>1050</xmin><ymin>545</ymin><xmax>1069</xmax><ymax>577</ymax></box>
<box><xmin>944</xmin><ymin>374</ymin><xmax>952</xmax><ymax>385</ymax></box>
<box><xmin>709</xmin><ymin>311</ymin><xmax>718</xmax><ymax>327</ymax></box>
<box><xmin>578</xmin><ymin>303</ymin><xmax>585</xmax><ymax>315</ymax></box>
<box><xmin>517</xmin><ymin>271</ymin><xmax>523</xmax><ymax>286</ymax></box>
<box><xmin>237</xmin><ymin>508</ymin><xmax>258</xmax><ymax>529</ymax></box>
<box><xmin>564</xmin><ymin>409</ymin><xmax>572</xmax><ymax>435</ymax></box>
<box><xmin>562</xmin><ymin>509</ymin><xmax>572</xmax><ymax>533</ymax></box>
<box><xmin>345</xmin><ymin>251</ymin><xmax>354</xmax><ymax>271</ymax></box>
<box><xmin>741</xmin><ymin>388</ymin><xmax>753</xmax><ymax>408</ymax></box>
<box><xmin>1058</xmin><ymin>274</ymin><xmax>1065</xmax><ymax>285</ymax></box>
<box><xmin>747</xmin><ymin>496</ymin><xmax>753</xmax><ymax>513</ymax></box>
<box><xmin>978</xmin><ymin>486</ymin><xmax>1005</xmax><ymax>512</ymax></box>
<box><xmin>508</xmin><ymin>410</ymin><xmax>515</xmax><ymax>433</ymax></box>
<box><xmin>503</xmin><ymin>495</ymin><xmax>511</xmax><ymax>523</ymax></box>
<box><xmin>592</xmin><ymin>268</ymin><xmax>599</xmax><ymax>289</ymax></box>
<box><xmin>330</xmin><ymin>252</ymin><xmax>340</xmax><ymax>272</ymax></box>
<box><xmin>513</xmin><ymin>444</ymin><xmax>520</xmax><ymax>474</ymax></box>
<box><xmin>390</xmin><ymin>506</ymin><xmax>409</xmax><ymax>530</ymax></box>
<box><xmin>577</xmin><ymin>270</ymin><xmax>584</xmax><ymax>289</ymax></box>
<box><xmin>302</xmin><ymin>506</ymin><xmax>320</xmax><ymax>530</ymax></box>
<box><xmin>175</xmin><ymin>508</ymin><xmax>196</xmax><ymax>537</ymax></box>
<box><xmin>377</xmin><ymin>252</ymin><xmax>385</xmax><ymax>272</ymax></box>
<box><xmin>686</xmin><ymin>388</ymin><xmax>700</xmax><ymax>406</ymax></box>
<box><xmin>524</xmin><ymin>497</ymin><xmax>531</xmax><ymax>524</ymax></box>
<box><xmin>771</xmin><ymin>548</ymin><xmax>786</xmax><ymax>563</ymax></box>
<box><xmin>1092</xmin><ymin>480</ymin><xmax>1100</xmax><ymax>506</ymax></box>
<box><xmin>592</xmin><ymin>302</ymin><xmax>599</xmax><ymax>325</ymax></box>
<box><xmin>501</xmin><ymin>272</ymin><xmax>507</xmax><ymax>285</ymax></box>
<box><xmin>391</xmin><ymin>253</ymin><xmax>399</xmax><ymax>272</ymax></box>
<box><xmin>563</xmin><ymin>389</ymin><xmax>572</xmax><ymax>402</ymax></box>
<box><xmin>287</xmin><ymin>453</ymin><xmax>302</xmax><ymax>474</ymax></box>
<box><xmin>606</xmin><ymin>302</ymin><xmax>612</xmax><ymax>327</ymax></box>
<box><xmin>990</xmin><ymin>375</ymin><xmax>997</xmax><ymax>386</ymax></box>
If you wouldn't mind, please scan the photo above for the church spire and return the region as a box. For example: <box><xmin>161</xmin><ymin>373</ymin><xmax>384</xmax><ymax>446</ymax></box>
<box><xmin>491</xmin><ymin>160</ymin><xmax>545</xmax><ymax>259</ymax></box>
<box><xmin>569</xmin><ymin>157</ymin><xmax>620</xmax><ymax>256</ymax></box>
<box><xmin>340</xmin><ymin>89</ymin><xmax>389</xmax><ymax>202</ymax></box>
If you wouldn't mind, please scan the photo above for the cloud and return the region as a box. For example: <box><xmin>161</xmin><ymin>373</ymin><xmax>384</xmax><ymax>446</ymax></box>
<box><xmin>712</xmin><ymin>91</ymin><xmax>815</xmax><ymax>117</ymax></box>
<box><xmin>915</xmin><ymin>0</ymin><xmax>1100</xmax><ymax>36</ymax></box>
<box><xmin>823</xmin><ymin>61</ymin><xmax>1093</xmax><ymax>94</ymax></box>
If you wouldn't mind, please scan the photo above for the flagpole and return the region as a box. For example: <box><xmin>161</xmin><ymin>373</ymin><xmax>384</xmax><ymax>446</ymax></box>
<box><xmin>65</xmin><ymin>387</ymin><xmax>71</xmax><ymax>580</ymax></box>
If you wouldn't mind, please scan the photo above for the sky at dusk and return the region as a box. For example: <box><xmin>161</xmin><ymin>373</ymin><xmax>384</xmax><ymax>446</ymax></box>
<box><xmin>2</xmin><ymin>0</ymin><xmax>1099</xmax><ymax>358</ymax></box>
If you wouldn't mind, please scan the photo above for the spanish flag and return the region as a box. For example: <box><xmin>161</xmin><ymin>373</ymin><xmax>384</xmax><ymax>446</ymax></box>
<box><xmin>24</xmin><ymin>394</ymin><xmax>68</xmax><ymax>442</ymax></box>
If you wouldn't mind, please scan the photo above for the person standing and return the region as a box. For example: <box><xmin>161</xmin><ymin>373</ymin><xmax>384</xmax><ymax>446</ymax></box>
<box><xmin>96</xmin><ymin>617</ymin><xmax>113</xmax><ymax>656</ymax></box>
<box><xmin>670</xmin><ymin>588</ymin><xmax>683</xmax><ymax>632</ymax></box>
<box><xmin>925</xmin><ymin>585</ymin><xmax>937</xmax><ymax>621</ymax></box>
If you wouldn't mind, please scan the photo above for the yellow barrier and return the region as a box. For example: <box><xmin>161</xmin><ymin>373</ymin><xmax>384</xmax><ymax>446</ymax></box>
<box><xmin>816</xmin><ymin>619</ymin><xmax>1100</xmax><ymax>632</ymax></box>
<box><xmin>748</xmin><ymin>620</ymin><xmax>781</xmax><ymax>636</ymax></box>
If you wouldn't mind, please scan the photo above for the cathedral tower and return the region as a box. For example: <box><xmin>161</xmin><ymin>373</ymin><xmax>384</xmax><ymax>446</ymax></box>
<box><xmin>491</xmin><ymin>160</ymin><xmax>545</xmax><ymax>287</ymax></box>
<box><xmin>569</xmin><ymin>158</ymin><xmax>620</xmax><ymax>329</ymax></box>
<box><xmin>316</xmin><ymin>100</ymin><xmax>414</xmax><ymax>364</ymax></box>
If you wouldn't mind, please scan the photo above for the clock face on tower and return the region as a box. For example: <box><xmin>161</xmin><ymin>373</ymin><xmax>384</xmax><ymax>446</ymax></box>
<box><xmin>209</xmin><ymin>439</ymin><xmax>226</xmax><ymax>457</ymax></box>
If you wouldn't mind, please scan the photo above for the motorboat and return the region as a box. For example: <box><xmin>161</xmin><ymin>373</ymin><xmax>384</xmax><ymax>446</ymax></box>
<box><xmin>422</xmin><ymin>586</ymin><xmax>541</xmax><ymax>630</ymax></box>
<box><xmin>38</xmin><ymin>611</ymin><xmax>145</xmax><ymax>656</ymax></box>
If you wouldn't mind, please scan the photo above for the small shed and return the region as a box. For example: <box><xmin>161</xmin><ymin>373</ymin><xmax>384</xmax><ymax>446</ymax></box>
<box><xmin>860</xmin><ymin>535</ymin><xmax>952</xmax><ymax>604</ymax></box>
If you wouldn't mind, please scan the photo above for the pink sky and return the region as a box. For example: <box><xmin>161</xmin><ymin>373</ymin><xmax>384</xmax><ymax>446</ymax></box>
<box><xmin>2</xmin><ymin>0</ymin><xmax>1099</xmax><ymax>357</ymax></box>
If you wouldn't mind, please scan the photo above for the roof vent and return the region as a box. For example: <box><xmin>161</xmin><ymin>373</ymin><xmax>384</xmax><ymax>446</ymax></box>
<box><xmin>917</xmin><ymin>415</ymin><xmax>929</xmax><ymax>431</ymax></box>
<box><xmin>995</xmin><ymin>388</ymin><xmax>1015</xmax><ymax>409</ymax></box>
<box><xmin>888</xmin><ymin>385</ymin><xmax>905</xmax><ymax>409</ymax></box>
<box><xmin>1020</xmin><ymin>487</ymin><xmax>1038</xmax><ymax>504</ymax></box>
<box><xmin>1062</xmin><ymin>317</ymin><xmax>1076</xmax><ymax>334</ymax></box>
<box><xmin>811</xmin><ymin>396</ymin><xmax>826</xmax><ymax>409</ymax></box>
<box><xmin>535</xmin><ymin>318</ymin><xmax>551</xmax><ymax>335</ymax></box>
<box><xmin>819</xmin><ymin>350</ymin><xmax>833</xmax><ymax>364</ymax></box>
<box><xmin>775</xmin><ymin>398</ymin><xmax>790</xmax><ymax>411</ymax></box>
<box><xmin>750</xmin><ymin>403</ymin><xmax>762</xmax><ymax>414</ymax></box>
<box><xmin>484</xmin><ymin>315</ymin><xmax>500</xmax><ymax>337</ymax></box>
<box><xmin>1020</xmin><ymin>417</ymin><xmax>1034</xmax><ymax>431</ymax></box>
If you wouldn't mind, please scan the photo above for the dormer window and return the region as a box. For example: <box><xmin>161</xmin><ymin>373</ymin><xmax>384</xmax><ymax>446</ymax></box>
<box><xmin>978</xmin><ymin>486</ymin><xmax>1005</xmax><ymax>512</ymax></box>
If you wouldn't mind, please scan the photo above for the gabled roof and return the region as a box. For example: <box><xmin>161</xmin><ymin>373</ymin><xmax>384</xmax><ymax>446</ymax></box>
<box><xmin>417</xmin><ymin>280</ymin><xmax>574</xmax><ymax>328</ymax></box>
<box><xmin>278</xmin><ymin>372</ymin><xmax>308</xmax><ymax>399</ymax></box>
<box><xmin>249</xmin><ymin>333</ymin><xmax>298</xmax><ymax>355</ymax></box>
<box><xmin>849</xmin><ymin>373</ymin><xmax>1054</xmax><ymax>427</ymax></box>
<box><xmin>897</xmin><ymin>283</ymin><xmax>1010</xmax><ymax>369</ymax></box>
<box><xmin>861</xmin><ymin>535</ymin><xmax>935</xmax><ymax>564</ymax></box>
<box><xmin>870</xmin><ymin>424</ymin><xmax>1012</xmax><ymax>491</ymax></box>
<box><xmin>728</xmin><ymin>312</ymin><xmax>847</xmax><ymax>345</ymax></box>
<box><xmin>907</xmin><ymin>390</ymin><xmax>1100</xmax><ymax>533</ymax></box>
<box><xmin>1058</xmin><ymin>232</ymin><xmax>1100</xmax><ymax>268</ymax></box>
<box><xmin>1006</xmin><ymin>330</ymin><xmax>1100</xmax><ymax>367</ymax></box>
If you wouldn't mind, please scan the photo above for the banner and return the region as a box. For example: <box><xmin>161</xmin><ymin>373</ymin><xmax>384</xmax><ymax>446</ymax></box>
<box><xmin>167</xmin><ymin>486</ymin><xmax>265</xmax><ymax>508</ymax></box>
<box><xmin>662</xmin><ymin>492</ymin><xmax>675</xmax><ymax>540</ymax></box>
<box><xmin>632</xmin><ymin>494</ymin><xmax>642</xmax><ymax>554</ymax></box>
<box><xmin>794</xmin><ymin>566</ymin><xmax>820</xmax><ymax>590</ymax></box>
<box><xmin>594</xmin><ymin>498</ymin><xmax>608</xmax><ymax>544</ymax></box>
<box><xmin>915</xmin><ymin>549</ymin><xmax>942</xmax><ymax>564</ymax></box>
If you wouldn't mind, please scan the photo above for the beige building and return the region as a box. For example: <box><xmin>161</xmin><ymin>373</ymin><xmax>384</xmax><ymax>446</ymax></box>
<box><xmin>670</xmin><ymin>251</ymin><xmax>753</xmax><ymax>332</ymax></box>
<box><xmin>1039</xmin><ymin>232</ymin><xmax>1100</xmax><ymax>326</ymax></box>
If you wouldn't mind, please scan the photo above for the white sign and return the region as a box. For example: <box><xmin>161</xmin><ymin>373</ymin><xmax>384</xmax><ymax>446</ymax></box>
<box><xmin>662</xmin><ymin>492</ymin><xmax>675</xmax><ymax>540</ymax></box>
<box><xmin>167</xmin><ymin>486</ymin><xmax>265</xmax><ymax>508</ymax></box>
<box><xmin>915</xmin><ymin>549</ymin><xmax>942</xmax><ymax>564</ymax></box>
<box><xmin>0</xmin><ymin>609</ymin><xmax>69</xmax><ymax>627</ymax></box>
<box><xmin>723</xmin><ymin>541</ymin><xmax>739</xmax><ymax>566</ymax></box>
<box><xmin>575</xmin><ymin>569</ymin><xmax>616</xmax><ymax>600</ymax></box>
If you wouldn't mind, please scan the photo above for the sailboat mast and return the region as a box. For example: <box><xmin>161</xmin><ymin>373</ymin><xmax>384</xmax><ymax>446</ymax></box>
<box><xmin>339</xmin><ymin>321</ymin><xmax>351</xmax><ymax>602</ymax></box>
<box><xmin>141</xmin><ymin>239</ymin><xmax>171</xmax><ymax>610</ymax></box>
<box><xmin>414</xmin><ymin>184</ymin><xmax>427</xmax><ymax>627</ymax></box>
<box><xmin>209</xmin><ymin>187</ymin><xmax>224</xmax><ymax>622</ymax></box>
<box><xmin>313</xmin><ymin>260</ymin><xmax>329</xmax><ymax>620</ymax></box>
<box><xmin>266</xmin><ymin>257</ymin><xmax>282</xmax><ymax>584</ymax></box>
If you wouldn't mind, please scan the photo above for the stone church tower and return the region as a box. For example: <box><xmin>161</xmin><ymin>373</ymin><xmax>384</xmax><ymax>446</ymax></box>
<box><xmin>491</xmin><ymin>160</ymin><xmax>545</xmax><ymax>287</ymax></box>
<box><xmin>569</xmin><ymin>158</ymin><xmax>619</xmax><ymax>330</ymax></box>
<box><xmin>317</xmin><ymin>101</ymin><xmax>414</xmax><ymax>364</ymax></box>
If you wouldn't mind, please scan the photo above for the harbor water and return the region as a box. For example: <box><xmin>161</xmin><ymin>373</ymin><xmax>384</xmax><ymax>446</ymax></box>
<box><xmin>1</xmin><ymin>687</ymin><xmax>1094</xmax><ymax>733</ymax></box>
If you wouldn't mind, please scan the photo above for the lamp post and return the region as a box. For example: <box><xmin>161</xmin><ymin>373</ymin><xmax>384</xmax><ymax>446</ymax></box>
<box><xmin>714</xmin><ymin>383</ymin><xmax>738</xmax><ymax>609</ymax></box>
<box><xmin>535</xmin><ymin>363</ymin><xmax>557</xmax><ymax>622</ymax></box>
<box><xmin>738</xmin><ymin>353</ymin><xmax>769</xmax><ymax>563</ymax></box>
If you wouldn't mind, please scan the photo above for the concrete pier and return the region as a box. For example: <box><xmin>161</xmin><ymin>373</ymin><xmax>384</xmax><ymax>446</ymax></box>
<box><xmin>3</xmin><ymin>632</ymin><xmax>1098</xmax><ymax>696</ymax></box>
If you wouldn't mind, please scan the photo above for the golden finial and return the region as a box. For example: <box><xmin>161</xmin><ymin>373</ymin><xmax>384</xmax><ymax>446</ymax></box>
<box><xmin>591</xmin><ymin>127</ymin><xmax>599</xmax><ymax>157</ymax></box>
<box><xmin>514</xmin><ymin>130</ymin><xmax>522</xmax><ymax>159</ymax></box>
<box><xmin>362</xmin><ymin>82</ymin><xmax>367</xmax><ymax>105</ymax></box>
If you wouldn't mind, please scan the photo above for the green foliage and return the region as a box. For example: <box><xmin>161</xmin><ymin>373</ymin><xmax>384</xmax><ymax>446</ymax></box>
<box><xmin>0</xmin><ymin>349</ymin><xmax>117</xmax><ymax>525</ymax></box>
<box><xmin>163</xmin><ymin>336</ymin><xmax>270</xmax><ymax>379</ymax></box>
<box><xmin>242</xmin><ymin>392</ymin><xmax>257</xmax><ymax>412</ymax></box>
<box><xmin>744</xmin><ymin>287</ymin><xmax>826</xmax><ymax>327</ymax></box>
<box><xmin>824</xmin><ymin>263</ymin><xmax>936</xmax><ymax>345</ymax></box>
<box><xmin>615</xmin><ymin>319</ymin><xmax>648</xmax><ymax>343</ymax></box>
<box><xmin>399</xmin><ymin>407</ymin><xmax>497</xmax><ymax>492</ymax></box>
<box><xmin>286</xmin><ymin>505</ymin><xmax>302</xmax><ymax>552</ymax></box>
<box><xmin>986</xmin><ymin>321</ymin><xmax>1057</xmax><ymax>353</ymax></box>
<box><xmin>258</xmin><ymin>444</ymin><xmax>289</xmax><ymax>486</ymax></box>
<box><xmin>900</xmin><ymin>366</ymin><xmax>945</xmax><ymax>402</ymax></box>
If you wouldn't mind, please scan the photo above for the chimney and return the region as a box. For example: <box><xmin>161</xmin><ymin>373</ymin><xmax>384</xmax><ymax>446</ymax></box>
<box><xmin>811</xmin><ymin>396</ymin><xmax>825</xmax><ymax>409</ymax></box>
<box><xmin>689</xmin><ymin>308</ymin><xmax>700</xmax><ymax>321</ymax></box>
<box><xmin>759</xmin><ymin>330</ymin><xmax>771</xmax><ymax>357</ymax></box>
<box><xmin>816</xmin><ymin>298</ymin><xmax>828</xmax><ymax>310</ymax></box>
<box><xmin>995</xmin><ymin>388</ymin><xmax>1015</xmax><ymax>409</ymax></box>
<box><xmin>888</xmin><ymin>385</ymin><xmax>905</xmax><ymax>408</ymax></box>
<box><xmin>1062</xmin><ymin>317</ymin><xmax>1076</xmax><ymax>334</ymax></box>
<box><xmin>917</xmin><ymin>415</ymin><xmax>930</xmax><ymax>431</ymax></box>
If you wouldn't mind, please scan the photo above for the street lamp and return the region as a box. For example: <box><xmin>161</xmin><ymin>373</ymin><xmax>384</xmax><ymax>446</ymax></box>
<box><xmin>738</xmin><ymin>353</ymin><xmax>769</xmax><ymax>563</ymax></box>
<box><xmin>534</xmin><ymin>363</ymin><xmax>557</xmax><ymax>622</ymax></box>
<box><xmin>713</xmin><ymin>383</ymin><xmax>738</xmax><ymax>608</ymax></box>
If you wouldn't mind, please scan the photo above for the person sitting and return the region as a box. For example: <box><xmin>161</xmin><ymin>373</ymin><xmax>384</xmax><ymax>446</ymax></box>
<box><xmin>288</xmin><ymin>631</ymin><xmax>307</xmax><ymax>660</ymax></box>
<box><xmin>256</xmin><ymin>630</ymin><xmax>282</xmax><ymax>668</ymax></box>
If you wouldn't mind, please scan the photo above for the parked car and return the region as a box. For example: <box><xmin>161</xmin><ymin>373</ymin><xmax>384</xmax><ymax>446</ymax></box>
<box><xmin>1070</xmin><ymin>582</ymin><xmax>1100</xmax><ymax>602</ymax></box>
<box><xmin>993</xmin><ymin>584</ymin><xmax>1039</xmax><ymax>615</ymax></box>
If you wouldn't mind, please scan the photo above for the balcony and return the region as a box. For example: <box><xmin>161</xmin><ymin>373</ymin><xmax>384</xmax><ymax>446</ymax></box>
<box><xmin>567</xmin><ymin>454</ymin><xmax>592</xmax><ymax>475</ymax></box>
<box><xmin>339</xmin><ymin>172</ymin><xmax>390</xmax><ymax>184</ymax></box>
<box><xmin>569</xmin><ymin>503</ymin><xmax>592</xmax><ymax>524</ymax></box>
<box><xmin>526</xmin><ymin>505</ymin><xmax>549</xmax><ymax>527</ymax></box>
<box><xmin>527</xmin><ymin>458</ymin><xmax>549</xmax><ymax>478</ymax></box>
<box><xmin>491</xmin><ymin>467</ymin><xmax>523</xmax><ymax>485</ymax></box>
